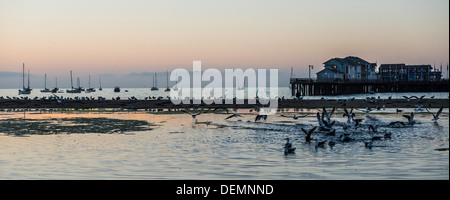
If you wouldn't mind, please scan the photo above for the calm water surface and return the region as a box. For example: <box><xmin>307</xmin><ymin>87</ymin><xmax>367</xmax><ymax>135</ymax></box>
<box><xmin>0</xmin><ymin>108</ymin><xmax>448</xmax><ymax>180</ymax></box>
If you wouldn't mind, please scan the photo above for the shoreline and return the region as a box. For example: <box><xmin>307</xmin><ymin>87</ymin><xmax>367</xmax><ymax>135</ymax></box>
<box><xmin>0</xmin><ymin>98</ymin><xmax>448</xmax><ymax>109</ymax></box>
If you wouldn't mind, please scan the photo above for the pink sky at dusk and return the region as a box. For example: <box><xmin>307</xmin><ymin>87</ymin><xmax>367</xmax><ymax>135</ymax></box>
<box><xmin>0</xmin><ymin>0</ymin><xmax>448</xmax><ymax>86</ymax></box>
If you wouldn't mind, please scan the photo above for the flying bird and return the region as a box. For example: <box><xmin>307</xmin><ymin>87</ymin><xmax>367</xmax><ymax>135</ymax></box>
<box><xmin>403</xmin><ymin>112</ymin><xmax>416</xmax><ymax>125</ymax></box>
<box><xmin>255</xmin><ymin>114</ymin><xmax>268</xmax><ymax>122</ymax></box>
<box><xmin>431</xmin><ymin>107</ymin><xmax>443</xmax><ymax>122</ymax></box>
<box><xmin>301</xmin><ymin>126</ymin><xmax>317</xmax><ymax>142</ymax></box>
<box><xmin>181</xmin><ymin>110</ymin><xmax>207</xmax><ymax>122</ymax></box>
<box><xmin>343</xmin><ymin>107</ymin><xmax>355</xmax><ymax>123</ymax></box>
<box><xmin>225</xmin><ymin>113</ymin><xmax>242</xmax><ymax>120</ymax></box>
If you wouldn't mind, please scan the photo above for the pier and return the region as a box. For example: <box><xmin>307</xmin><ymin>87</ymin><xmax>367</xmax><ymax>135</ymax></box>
<box><xmin>290</xmin><ymin>78</ymin><xmax>450</xmax><ymax>96</ymax></box>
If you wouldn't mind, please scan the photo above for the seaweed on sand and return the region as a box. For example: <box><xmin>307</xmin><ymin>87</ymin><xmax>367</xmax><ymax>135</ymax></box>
<box><xmin>0</xmin><ymin>117</ymin><xmax>155</xmax><ymax>136</ymax></box>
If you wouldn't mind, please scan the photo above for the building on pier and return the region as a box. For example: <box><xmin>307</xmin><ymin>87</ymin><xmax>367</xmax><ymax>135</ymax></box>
<box><xmin>379</xmin><ymin>64</ymin><xmax>442</xmax><ymax>82</ymax></box>
<box><xmin>316</xmin><ymin>56</ymin><xmax>377</xmax><ymax>82</ymax></box>
<box><xmin>291</xmin><ymin>56</ymin><xmax>447</xmax><ymax>96</ymax></box>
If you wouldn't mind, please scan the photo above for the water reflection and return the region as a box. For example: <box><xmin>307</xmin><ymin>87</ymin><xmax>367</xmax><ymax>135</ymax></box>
<box><xmin>0</xmin><ymin>109</ymin><xmax>448</xmax><ymax>179</ymax></box>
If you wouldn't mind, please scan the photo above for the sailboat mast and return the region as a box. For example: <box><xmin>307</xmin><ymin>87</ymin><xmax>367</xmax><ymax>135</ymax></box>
<box><xmin>44</xmin><ymin>73</ymin><xmax>47</xmax><ymax>89</ymax></box>
<box><xmin>166</xmin><ymin>71</ymin><xmax>169</xmax><ymax>88</ymax></box>
<box><xmin>22</xmin><ymin>63</ymin><xmax>25</xmax><ymax>89</ymax></box>
<box><xmin>28</xmin><ymin>69</ymin><xmax>30</xmax><ymax>89</ymax></box>
<box><xmin>70</xmin><ymin>70</ymin><xmax>74</xmax><ymax>89</ymax></box>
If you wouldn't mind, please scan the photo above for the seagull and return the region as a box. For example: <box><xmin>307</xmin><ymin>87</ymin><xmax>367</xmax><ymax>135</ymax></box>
<box><xmin>322</xmin><ymin>107</ymin><xmax>336</xmax><ymax>124</ymax></box>
<box><xmin>225</xmin><ymin>113</ymin><xmax>242</xmax><ymax>120</ymax></box>
<box><xmin>430</xmin><ymin>107</ymin><xmax>443</xmax><ymax>122</ymax></box>
<box><xmin>213</xmin><ymin>107</ymin><xmax>230</xmax><ymax>114</ymax></box>
<box><xmin>384</xmin><ymin>131</ymin><xmax>392</xmax><ymax>139</ymax></box>
<box><xmin>388</xmin><ymin>121</ymin><xmax>406</xmax><ymax>128</ymax></box>
<box><xmin>403</xmin><ymin>112</ymin><xmax>416</xmax><ymax>125</ymax></box>
<box><xmin>403</xmin><ymin>96</ymin><xmax>412</xmax><ymax>102</ymax></box>
<box><xmin>181</xmin><ymin>110</ymin><xmax>207</xmax><ymax>122</ymax></box>
<box><xmin>328</xmin><ymin>140</ymin><xmax>336</xmax><ymax>147</ymax></box>
<box><xmin>325</xmin><ymin>129</ymin><xmax>336</xmax><ymax>136</ymax></box>
<box><xmin>343</xmin><ymin>107</ymin><xmax>355</xmax><ymax>123</ymax></box>
<box><xmin>368</xmin><ymin>125</ymin><xmax>383</xmax><ymax>140</ymax></box>
<box><xmin>368</xmin><ymin>124</ymin><xmax>379</xmax><ymax>133</ymax></box>
<box><xmin>363</xmin><ymin>107</ymin><xmax>373</xmax><ymax>117</ymax></box>
<box><xmin>280</xmin><ymin>114</ymin><xmax>309</xmax><ymax>120</ymax></box>
<box><xmin>284</xmin><ymin>138</ymin><xmax>296</xmax><ymax>155</ymax></box>
<box><xmin>314</xmin><ymin>139</ymin><xmax>326</xmax><ymax>149</ymax></box>
<box><xmin>255</xmin><ymin>114</ymin><xmax>268</xmax><ymax>122</ymax></box>
<box><xmin>414</xmin><ymin>95</ymin><xmax>426</xmax><ymax>101</ymax></box>
<box><xmin>301</xmin><ymin>126</ymin><xmax>317</xmax><ymax>142</ymax></box>
<box><xmin>340</xmin><ymin>133</ymin><xmax>351</xmax><ymax>142</ymax></box>
<box><xmin>352</xmin><ymin>118</ymin><xmax>364</xmax><ymax>130</ymax></box>
<box><xmin>317</xmin><ymin>112</ymin><xmax>334</xmax><ymax>131</ymax></box>
<box><xmin>414</xmin><ymin>105</ymin><xmax>424</xmax><ymax>112</ymax></box>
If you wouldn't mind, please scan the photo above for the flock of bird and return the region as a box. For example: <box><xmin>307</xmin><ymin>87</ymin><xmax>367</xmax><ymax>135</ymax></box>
<box><xmin>283</xmin><ymin>106</ymin><xmax>445</xmax><ymax>155</ymax></box>
<box><xmin>0</xmin><ymin>93</ymin><xmax>447</xmax><ymax>154</ymax></box>
<box><xmin>175</xmin><ymin>100</ymin><xmax>446</xmax><ymax>155</ymax></box>
<box><xmin>0</xmin><ymin>95</ymin><xmax>170</xmax><ymax>102</ymax></box>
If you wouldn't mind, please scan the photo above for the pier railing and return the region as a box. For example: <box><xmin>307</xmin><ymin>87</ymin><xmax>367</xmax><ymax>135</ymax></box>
<box><xmin>290</xmin><ymin>78</ymin><xmax>449</xmax><ymax>96</ymax></box>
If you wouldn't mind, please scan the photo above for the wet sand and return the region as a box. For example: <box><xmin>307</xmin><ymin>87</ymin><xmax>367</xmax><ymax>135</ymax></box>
<box><xmin>0</xmin><ymin>98</ymin><xmax>448</xmax><ymax>109</ymax></box>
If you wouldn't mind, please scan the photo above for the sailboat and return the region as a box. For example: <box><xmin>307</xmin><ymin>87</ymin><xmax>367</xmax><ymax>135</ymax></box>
<box><xmin>66</xmin><ymin>70</ymin><xmax>82</xmax><ymax>93</ymax></box>
<box><xmin>164</xmin><ymin>71</ymin><xmax>170</xmax><ymax>92</ymax></box>
<box><xmin>19</xmin><ymin>63</ymin><xmax>32</xmax><ymax>95</ymax></box>
<box><xmin>99</xmin><ymin>78</ymin><xmax>103</xmax><ymax>91</ymax></box>
<box><xmin>151</xmin><ymin>72</ymin><xmax>159</xmax><ymax>91</ymax></box>
<box><xmin>86</xmin><ymin>75</ymin><xmax>96</xmax><ymax>92</ymax></box>
<box><xmin>41</xmin><ymin>73</ymin><xmax>51</xmax><ymax>93</ymax></box>
<box><xmin>51</xmin><ymin>77</ymin><xmax>60</xmax><ymax>93</ymax></box>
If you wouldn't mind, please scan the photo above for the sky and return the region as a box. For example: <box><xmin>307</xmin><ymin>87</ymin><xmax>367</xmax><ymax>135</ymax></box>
<box><xmin>0</xmin><ymin>0</ymin><xmax>449</xmax><ymax>88</ymax></box>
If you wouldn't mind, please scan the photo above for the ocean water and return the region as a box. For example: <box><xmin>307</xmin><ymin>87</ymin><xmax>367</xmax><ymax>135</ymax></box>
<box><xmin>0</xmin><ymin>87</ymin><xmax>448</xmax><ymax>100</ymax></box>
<box><xmin>0</xmin><ymin>108</ymin><xmax>448</xmax><ymax>180</ymax></box>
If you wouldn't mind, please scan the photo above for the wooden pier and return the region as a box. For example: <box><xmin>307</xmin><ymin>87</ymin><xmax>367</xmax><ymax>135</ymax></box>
<box><xmin>290</xmin><ymin>78</ymin><xmax>449</xmax><ymax>96</ymax></box>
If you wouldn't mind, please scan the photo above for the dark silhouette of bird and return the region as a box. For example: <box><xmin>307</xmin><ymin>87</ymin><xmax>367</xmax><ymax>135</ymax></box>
<box><xmin>225</xmin><ymin>113</ymin><xmax>242</xmax><ymax>120</ymax></box>
<box><xmin>255</xmin><ymin>114</ymin><xmax>268</xmax><ymax>122</ymax></box>
<box><xmin>403</xmin><ymin>112</ymin><xmax>416</xmax><ymax>125</ymax></box>
<box><xmin>284</xmin><ymin>138</ymin><xmax>296</xmax><ymax>155</ymax></box>
<box><xmin>181</xmin><ymin>110</ymin><xmax>207</xmax><ymax>121</ymax></box>
<box><xmin>301</xmin><ymin>126</ymin><xmax>317</xmax><ymax>142</ymax></box>
<box><xmin>430</xmin><ymin>106</ymin><xmax>443</xmax><ymax>122</ymax></box>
